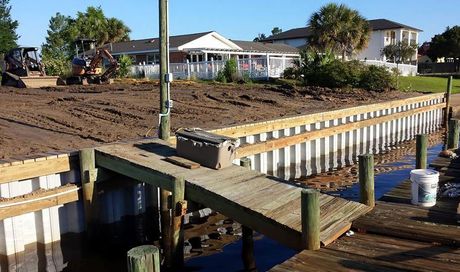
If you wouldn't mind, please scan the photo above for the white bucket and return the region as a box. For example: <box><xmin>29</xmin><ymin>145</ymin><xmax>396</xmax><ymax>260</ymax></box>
<box><xmin>410</xmin><ymin>169</ymin><xmax>439</xmax><ymax>207</ymax></box>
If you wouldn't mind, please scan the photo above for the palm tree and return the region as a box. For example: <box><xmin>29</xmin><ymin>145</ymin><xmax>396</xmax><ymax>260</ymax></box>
<box><xmin>308</xmin><ymin>3</ymin><xmax>370</xmax><ymax>60</ymax></box>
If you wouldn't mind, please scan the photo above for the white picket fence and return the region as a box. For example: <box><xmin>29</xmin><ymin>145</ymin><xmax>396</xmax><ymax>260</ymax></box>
<box><xmin>362</xmin><ymin>60</ymin><xmax>418</xmax><ymax>76</ymax></box>
<box><xmin>129</xmin><ymin>56</ymin><xmax>297</xmax><ymax>80</ymax></box>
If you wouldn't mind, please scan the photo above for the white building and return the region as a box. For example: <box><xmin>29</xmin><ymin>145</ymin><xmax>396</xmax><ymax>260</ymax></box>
<box><xmin>262</xmin><ymin>19</ymin><xmax>422</xmax><ymax>75</ymax></box>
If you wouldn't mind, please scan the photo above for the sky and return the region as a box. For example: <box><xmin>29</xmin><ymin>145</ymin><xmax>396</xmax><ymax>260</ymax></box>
<box><xmin>9</xmin><ymin>0</ymin><xmax>460</xmax><ymax>47</ymax></box>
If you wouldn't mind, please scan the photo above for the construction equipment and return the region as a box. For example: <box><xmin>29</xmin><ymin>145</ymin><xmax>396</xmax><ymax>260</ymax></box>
<box><xmin>1</xmin><ymin>47</ymin><xmax>59</xmax><ymax>88</ymax></box>
<box><xmin>66</xmin><ymin>39</ymin><xmax>119</xmax><ymax>85</ymax></box>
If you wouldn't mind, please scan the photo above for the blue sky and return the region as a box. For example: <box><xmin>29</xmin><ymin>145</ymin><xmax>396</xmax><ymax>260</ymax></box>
<box><xmin>10</xmin><ymin>0</ymin><xmax>460</xmax><ymax>47</ymax></box>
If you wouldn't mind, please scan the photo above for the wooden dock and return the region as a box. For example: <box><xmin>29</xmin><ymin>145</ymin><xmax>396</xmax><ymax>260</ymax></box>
<box><xmin>94</xmin><ymin>138</ymin><xmax>372</xmax><ymax>249</ymax></box>
<box><xmin>271</xmin><ymin>153</ymin><xmax>460</xmax><ymax>271</ymax></box>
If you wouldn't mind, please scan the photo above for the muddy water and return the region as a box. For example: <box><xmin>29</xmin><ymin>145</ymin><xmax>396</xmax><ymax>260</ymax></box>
<box><xmin>0</xmin><ymin>133</ymin><xmax>445</xmax><ymax>271</ymax></box>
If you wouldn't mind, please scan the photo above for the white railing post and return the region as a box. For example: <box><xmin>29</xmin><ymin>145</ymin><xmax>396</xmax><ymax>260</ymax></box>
<box><xmin>186</xmin><ymin>60</ymin><xmax>191</xmax><ymax>80</ymax></box>
<box><xmin>211</xmin><ymin>57</ymin><xmax>215</xmax><ymax>79</ymax></box>
<box><xmin>266</xmin><ymin>54</ymin><xmax>270</xmax><ymax>80</ymax></box>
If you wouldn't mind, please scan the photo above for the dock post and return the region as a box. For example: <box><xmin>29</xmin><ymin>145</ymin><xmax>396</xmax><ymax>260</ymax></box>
<box><xmin>447</xmin><ymin>118</ymin><xmax>460</xmax><ymax>149</ymax></box>
<box><xmin>127</xmin><ymin>245</ymin><xmax>160</xmax><ymax>272</ymax></box>
<box><xmin>444</xmin><ymin>76</ymin><xmax>453</xmax><ymax>129</ymax></box>
<box><xmin>240</xmin><ymin>158</ymin><xmax>257</xmax><ymax>271</ymax></box>
<box><xmin>358</xmin><ymin>154</ymin><xmax>375</xmax><ymax>208</ymax></box>
<box><xmin>160</xmin><ymin>189</ymin><xmax>171</xmax><ymax>267</ymax></box>
<box><xmin>79</xmin><ymin>148</ymin><xmax>98</xmax><ymax>238</ymax></box>
<box><xmin>301</xmin><ymin>189</ymin><xmax>320</xmax><ymax>250</ymax></box>
<box><xmin>416</xmin><ymin>134</ymin><xmax>427</xmax><ymax>169</ymax></box>
<box><xmin>171</xmin><ymin>176</ymin><xmax>186</xmax><ymax>270</ymax></box>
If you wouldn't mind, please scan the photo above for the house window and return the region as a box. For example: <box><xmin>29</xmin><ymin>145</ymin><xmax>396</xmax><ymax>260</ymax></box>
<box><xmin>385</xmin><ymin>31</ymin><xmax>396</xmax><ymax>44</ymax></box>
<box><xmin>146</xmin><ymin>53</ymin><xmax>159</xmax><ymax>64</ymax></box>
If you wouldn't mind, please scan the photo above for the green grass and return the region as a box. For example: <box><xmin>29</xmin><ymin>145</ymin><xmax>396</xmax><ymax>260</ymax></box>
<box><xmin>399</xmin><ymin>76</ymin><xmax>460</xmax><ymax>94</ymax></box>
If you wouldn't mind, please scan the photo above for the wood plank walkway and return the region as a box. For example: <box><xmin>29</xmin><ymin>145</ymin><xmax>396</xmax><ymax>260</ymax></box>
<box><xmin>270</xmin><ymin>233</ymin><xmax>460</xmax><ymax>272</ymax></box>
<box><xmin>271</xmin><ymin>153</ymin><xmax>460</xmax><ymax>271</ymax></box>
<box><xmin>94</xmin><ymin>139</ymin><xmax>371</xmax><ymax>249</ymax></box>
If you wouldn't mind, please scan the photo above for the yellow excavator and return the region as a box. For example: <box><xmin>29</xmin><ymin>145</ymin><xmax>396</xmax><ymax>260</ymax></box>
<box><xmin>1</xmin><ymin>47</ymin><xmax>59</xmax><ymax>88</ymax></box>
<box><xmin>66</xmin><ymin>39</ymin><xmax>119</xmax><ymax>85</ymax></box>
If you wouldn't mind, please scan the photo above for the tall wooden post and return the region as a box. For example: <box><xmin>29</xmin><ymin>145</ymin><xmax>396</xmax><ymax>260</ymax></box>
<box><xmin>416</xmin><ymin>134</ymin><xmax>427</xmax><ymax>169</ymax></box>
<box><xmin>171</xmin><ymin>176</ymin><xmax>186</xmax><ymax>270</ymax></box>
<box><xmin>127</xmin><ymin>245</ymin><xmax>160</xmax><ymax>272</ymax></box>
<box><xmin>160</xmin><ymin>189</ymin><xmax>171</xmax><ymax>266</ymax></box>
<box><xmin>444</xmin><ymin>76</ymin><xmax>453</xmax><ymax>129</ymax></box>
<box><xmin>301</xmin><ymin>189</ymin><xmax>320</xmax><ymax>250</ymax></box>
<box><xmin>447</xmin><ymin>119</ymin><xmax>460</xmax><ymax>149</ymax></box>
<box><xmin>239</xmin><ymin>158</ymin><xmax>257</xmax><ymax>271</ymax></box>
<box><xmin>358</xmin><ymin>154</ymin><xmax>375</xmax><ymax>208</ymax></box>
<box><xmin>79</xmin><ymin>148</ymin><xmax>98</xmax><ymax>238</ymax></box>
<box><xmin>159</xmin><ymin>0</ymin><xmax>170</xmax><ymax>140</ymax></box>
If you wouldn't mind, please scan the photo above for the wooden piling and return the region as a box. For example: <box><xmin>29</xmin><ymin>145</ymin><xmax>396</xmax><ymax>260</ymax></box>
<box><xmin>359</xmin><ymin>154</ymin><xmax>375</xmax><ymax>208</ymax></box>
<box><xmin>416</xmin><ymin>134</ymin><xmax>427</xmax><ymax>169</ymax></box>
<box><xmin>301</xmin><ymin>189</ymin><xmax>320</xmax><ymax>250</ymax></box>
<box><xmin>444</xmin><ymin>76</ymin><xmax>453</xmax><ymax>129</ymax></box>
<box><xmin>171</xmin><ymin>176</ymin><xmax>186</xmax><ymax>269</ymax></box>
<box><xmin>79</xmin><ymin>148</ymin><xmax>98</xmax><ymax>237</ymax></box>
<box><xmin>160</xmin><ymin>189</ymin><xmax>171</xmax><ymax>266</ymax></box>
<box><xmin>447</xmin><ymin>119</ymin><xmax>460</xmax><ymax>149</ymax></box>
<box><xmin>127</xmin><ymin>245</ymin><xmax>160</xmax><ymax>272</ymax></box>
<box><xmin>240</xmin><ymin>158</ymin><xmax>257</xmax><ymax>271</ymax></box>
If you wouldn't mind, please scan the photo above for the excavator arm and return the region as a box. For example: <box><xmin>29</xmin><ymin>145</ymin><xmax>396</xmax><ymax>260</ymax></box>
<box><xmin>88</xmin><ymin>48</ymin><xmax>119</xmax><ymax>82</ymax></box>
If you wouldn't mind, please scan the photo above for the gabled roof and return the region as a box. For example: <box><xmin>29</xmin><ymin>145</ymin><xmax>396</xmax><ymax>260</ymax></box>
<box><xmin>231</xmin><ymin>40</ymin><xmax>299</xmax><ymax>54</ymax></box>
<box><xmin>105</xmin><ymin>31</ymin><xmax>214</xmax><ymax>54</ymax></box>
<box><xmin>262</xmin><ymin>19</ymin><xmax>422</xmax><ymax>41</ymax></box>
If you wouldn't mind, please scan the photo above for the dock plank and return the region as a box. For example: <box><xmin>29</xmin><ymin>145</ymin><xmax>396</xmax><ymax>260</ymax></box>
<box><xmin>270</xmin><ymin>233</ymin><xmax>460</xmax><ymax>272</ymax></box>
<box><xmin>95</xmin><ymin>139</ymin><xmax>371</xmax><ymax>249</ymax></box>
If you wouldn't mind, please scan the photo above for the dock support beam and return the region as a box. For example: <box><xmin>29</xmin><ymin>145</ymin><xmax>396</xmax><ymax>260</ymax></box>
<box><xmin>444</xmin><ymin>76</ymin><xmax>453</xmax><ymax>129</ymax></box>
<box><xmin>127</xmin><ymin>245</ymin><xmax>160</xmax><ymax>272</ymax></box>
<box><xmin>359</xmin><ymin>154</ymin><xmax>375</xmax><ymax>208</ymax></box>
<box><xmin>301</xmin><ymin>189</ymin><xmax>320</xmax><ymax>250</ymax></box>
<box><xmin>79</xmin><ymin>148</ymin><xmax>98</xmax><ymax>238</ymax></box>
<box><xmin>240</xmin><ymin>158</ymin><xmax>257</xmax><ymax>271</ymax></box>
<box><xmin>160</xmin><ymin>189</ymin><xmax>171</xmax><ymax>267</ymax></box>
<box><xmin>161</xmin><ymin>176</ymin><xmax>186</xmax><ymax>270</ymax></box>
<box><xmin>416</xmin><ymin>134</ymin><xmax>427</xmax><ymax>169</ymax></box>
<box><xmin>447</xmin><ymin>118</ymin><xmax>460</xmax><ymax>150</ymax></box>
<box><xmin>171</xmin><ymin>176</ymin><xmax>186</xmax><ymax>270</ymax></box>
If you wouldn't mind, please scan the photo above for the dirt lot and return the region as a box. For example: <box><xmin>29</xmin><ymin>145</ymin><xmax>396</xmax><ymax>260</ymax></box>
<box><xmin>0</xmin><ymin>80</ymin><xmax>418</xmax><ymax>159</ymax></box>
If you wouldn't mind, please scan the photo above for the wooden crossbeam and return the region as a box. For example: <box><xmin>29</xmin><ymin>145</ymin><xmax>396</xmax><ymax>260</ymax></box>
<box><xmin>0</xmin><ymin>184</ymin><xmax>79</xmax><ymax>220</ymax></box>
<box><xmin>237</xmin><ymin>103</ymin><xmax>444</xmax><ymax>158</ymax></box>
<box><xmin>0</xmin><ymin>155</ymin><xmax>75</xmax><ymax>184</ymax></box>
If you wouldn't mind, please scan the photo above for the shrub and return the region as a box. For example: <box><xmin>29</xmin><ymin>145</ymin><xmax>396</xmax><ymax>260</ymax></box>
<box><xmin>116</xmin><ymin>54</ymin><xmax>133</xmax><ymax>78</ymax></box>
<box><xmin>216</xmin><ymin>58</ymin><xmax>238</xmax><ymax>83</ymax></box>
<box><xmin>360</xmin><ymin>65</ymin><xmax>396</xmax><ymax>91</ymax></box>
<box><xmin>307</xmin><ymin>60</ymin><xmax>365</xmax><ymax>88</ymax></box>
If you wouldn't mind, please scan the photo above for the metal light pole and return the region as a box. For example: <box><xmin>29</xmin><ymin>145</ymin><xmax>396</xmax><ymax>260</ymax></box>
<box><xmin>159</xmin><ymin>0</ymin><xmax>171</xmax><ymax>140</ymax></box>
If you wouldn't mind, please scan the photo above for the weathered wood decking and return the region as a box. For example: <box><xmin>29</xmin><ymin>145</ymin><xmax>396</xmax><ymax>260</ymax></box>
<box><xmin>94</xmin><ymin>139</ymin><xmax>371</xmax><ymax>249</ymax></box>
<box><xmin>271</xmin><ymin>153</ymin><xmax>460</xmax><ymax>271</ymax></box>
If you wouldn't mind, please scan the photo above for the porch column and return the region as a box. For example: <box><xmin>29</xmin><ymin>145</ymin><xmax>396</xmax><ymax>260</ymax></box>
<box><xmin>205</xmin><ymin>52</ymin><xmax>209</xmax><ymax>78</ymax></box>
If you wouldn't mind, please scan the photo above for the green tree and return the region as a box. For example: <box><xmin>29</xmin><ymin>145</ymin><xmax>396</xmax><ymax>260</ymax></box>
<box><xmin>70</xmin><ymin>6</ymin><xmax>130</xmax><ymax>47</ymax></box>
<box><xmin>427</xmin><ymin>26</ymin><xmax>460</xmax><ymax>61</ymax></box>
<box><xmin>41</xmin><ymin>13</ymin><xmax>73</xmax><ymax>75</ymax></box>
<box><xmin>0</xmin><ymin>0</ymin><xmax>19</xmax><ymax>55</ymax></box>
<box><xmin>308</xmin><ymin>3</ymin><xmax>370</xmax><ymax>60</ymax></box>
<box><xmin>41</xmin><ymin>6</ymin><xmax>131</xmax><ymax>75</ymax></box>
<box><xmin>271</xmin><ymin>27</ymin><xmax>283</xmax><ymax>36</ymax></box>
<box><xmin>381</xmin><ymin>41</ymin><xmax>417</xmax><ymax>64</ymax></box>
<box><xmin>253</xmin><ymin>33</ymin><xmax>267</xmax><ymax>42</ymax></box>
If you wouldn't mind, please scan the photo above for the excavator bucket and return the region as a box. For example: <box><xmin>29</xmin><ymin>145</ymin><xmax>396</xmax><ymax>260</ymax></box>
<box><xmin>1</xmin><ymin>72</ymin><xmax>59</xmax><ymax>88</ymax></box>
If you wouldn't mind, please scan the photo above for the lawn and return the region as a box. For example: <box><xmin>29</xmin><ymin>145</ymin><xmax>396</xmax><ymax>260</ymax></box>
<box><xmin>399</xmin><ymin>76</ymin><xmax>460</xmax><ymax>94</ymax></box>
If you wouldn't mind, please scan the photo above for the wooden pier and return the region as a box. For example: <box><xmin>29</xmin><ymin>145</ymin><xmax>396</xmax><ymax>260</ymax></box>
<box><xmin>270</xmin><ymin>147</ymin><xmax>460</xmax><ymax>271</ymax></box>
<box><xmin>94</xmin><ymin>138</ymin><xmax>372</xmax><ymax>250</ymax></box>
